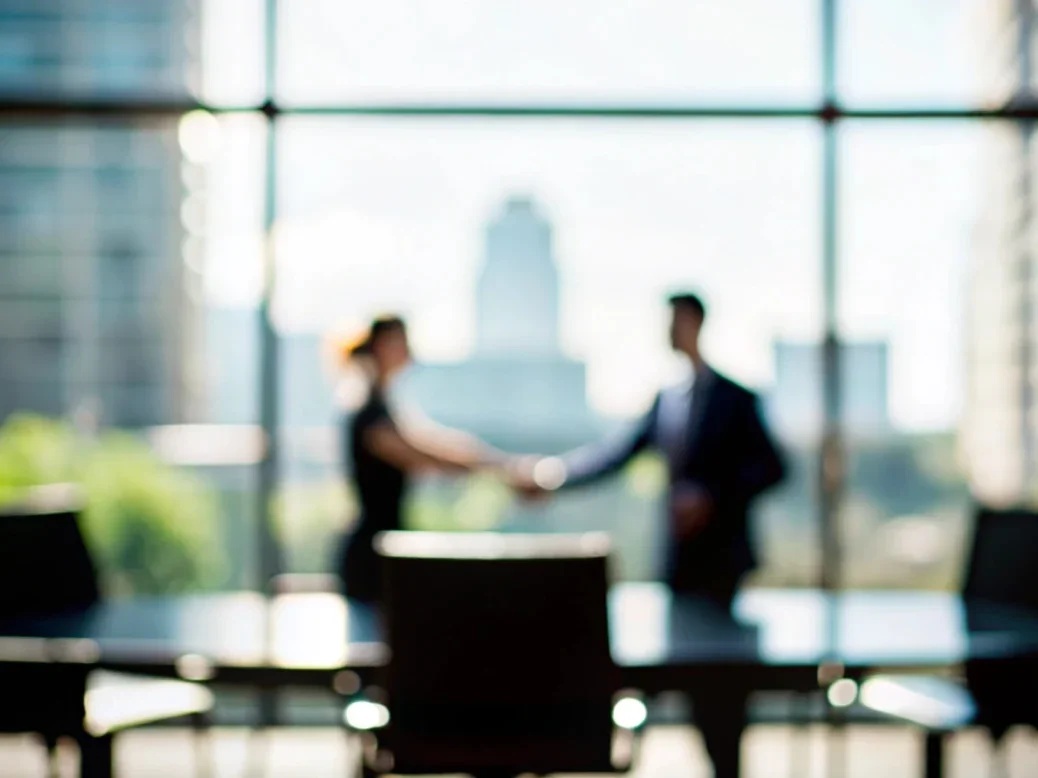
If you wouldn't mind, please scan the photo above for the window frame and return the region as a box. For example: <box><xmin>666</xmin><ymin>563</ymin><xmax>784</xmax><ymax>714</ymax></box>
<box><xmin>2</xmin><ymin>0</ymin><xmax>1029</xmax><ymax>592</ymax></box>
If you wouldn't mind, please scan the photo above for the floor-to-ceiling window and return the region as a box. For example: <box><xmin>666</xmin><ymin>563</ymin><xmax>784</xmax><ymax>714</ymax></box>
<box><xmin>1</xmin><ymin>0</ymin><xmax>1029</xmax><ymax>594</ymax></box>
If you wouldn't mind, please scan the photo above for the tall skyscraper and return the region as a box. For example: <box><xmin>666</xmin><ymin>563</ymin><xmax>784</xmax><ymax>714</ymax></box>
<box><xmin>0</xmin><ymin>1</ymin><xmax>200</xmax><ymax>99</ymax></box>
<box><xmin>400</xmin><ymin>194</ymin><xmax>603</xmax><ymax>453</ymax></box>
<box><xmin>962</xmin><ymin>0</ymin><xmax>1038</xmax><ymax>504</ymax></box>
<box><xmin>476</xmin><ymin>196</ymin><xmax>562</xmax><ymax>357</ymax></box>
<box><xmin>0</xmin><ymin>1</ymin><xmax>202</xmax><ymax>428</ymax></box>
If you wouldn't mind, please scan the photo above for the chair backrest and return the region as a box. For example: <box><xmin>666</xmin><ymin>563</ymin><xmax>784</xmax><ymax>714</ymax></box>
<box><xmin>963</xmin><ymin>505</ymin><xmax>1038</xmax><ymax>610</ymax></box>
<box><xmin>0</xmin><ymin>487</ymin><xmax>99</xmax><ymax>735</ymax></box>
<box><xmin>378</xmin><ymin>531</ymin><xmax>618</xmax><ymax>707</ymax></box>
<box><xmin>962</xmin><ymin>506</ymin><xmax>1038</xmax><ymax>736</ymax></box>
<box><xmin>0</xmin><ymin>485</ymin><xmax>101</xmax><ymax>621</ymax></box>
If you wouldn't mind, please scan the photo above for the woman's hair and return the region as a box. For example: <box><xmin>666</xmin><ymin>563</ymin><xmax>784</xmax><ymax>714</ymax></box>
<box><xmin>336</xmin><ymin>314</ymin><xmax>406</xmax><ymax>366</ymax></box>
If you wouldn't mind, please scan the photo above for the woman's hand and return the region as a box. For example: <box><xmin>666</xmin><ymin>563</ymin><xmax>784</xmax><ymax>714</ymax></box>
<box><xmin>501</xmin><ymin>456</ymin><xmax>549</xmax><ymax>502</ymax></box>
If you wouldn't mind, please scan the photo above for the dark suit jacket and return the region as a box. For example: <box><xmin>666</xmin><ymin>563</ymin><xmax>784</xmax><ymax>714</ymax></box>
<box><xmin>559</xmin><ymin>370</ymin><xmax>785</xmax><ymax>592</ymax></box>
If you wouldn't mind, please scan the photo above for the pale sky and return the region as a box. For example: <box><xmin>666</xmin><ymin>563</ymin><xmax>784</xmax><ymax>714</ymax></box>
<box><xmin>197</xmin><ymin>0</ymin><xmax>1001</xmax><ymax>431</ymax></box>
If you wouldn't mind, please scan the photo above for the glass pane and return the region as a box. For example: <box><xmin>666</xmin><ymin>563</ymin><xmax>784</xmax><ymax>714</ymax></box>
<box><xmin>839</xmin><ymin>0</ymin><xmax>1027</xmax><ymax>107</ymax></box>
<box><xmin>0</xmin><ymin>114</ymin><xmax>266</xmax><ymax>594</ymax></box>
<box><xmin>0</xmin><ymin>0</ymin><xmax>264</xmax><ymax>106</ymax></box>
<box><xmin>277</xmin><ymin>0</ymin><xmax>819</xmax><ymax>106</ymax></box>
<box><xmin>200</xmin><ymin>0</ymin><xmax>266</xmax><ymax>106</ymax></box>
<box><xmin>276</xmin><ymin>117</ymin><xmax>822</xmax><ymax>586</ymax></box>
<box><xmin>838</xmin><ymin>121</ymin><xmax>1007</xmax><ymax>589</ymax></box>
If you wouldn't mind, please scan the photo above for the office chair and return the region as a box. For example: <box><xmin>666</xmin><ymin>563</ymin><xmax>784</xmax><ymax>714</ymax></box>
<box><xmin>344</xmin><ymin>531</ymin><xmax>645</xmax><ymax>778</ymax></box>
<box><xmin>858</xmin><ymin>505</ymin><xmax>1038</xmax><ymax>778</ymax></box>
<box><xmin>0</xmin><ymin>485</ymin><xmax>213</xmax><ymax>778</ymax></box>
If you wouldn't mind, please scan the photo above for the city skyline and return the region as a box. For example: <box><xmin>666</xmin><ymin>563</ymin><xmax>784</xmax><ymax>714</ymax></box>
<box><xmin>0</xmin><ymin>0</ymin><xmax>998</xmax><ymax>594</ymax></box>
<box><xmin>193</xmin><ymin>1</ymin><xmax>991</xmax><ymax>432</ymax></box>
<box><xmin>400</xmin><ymin>194</ymin><xmax>604</xmax><ymax>454</ymax></box>
<box><xmin>254</xmin><ymin>119</ymin><xmax>975</xmax><ymax>431</ymax></box>
<box><xmin>0</xmin><ymin>1</ymin><xmax>999</xmax><ymax>434</ymax></box>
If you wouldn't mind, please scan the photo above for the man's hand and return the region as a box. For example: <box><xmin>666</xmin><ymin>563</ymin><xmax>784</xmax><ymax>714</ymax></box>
<box><xmin>671</xmin><ymin>483</ymin><xmax>715</xmax><ymax>538</ymax></box>
<box><xmin>504</xmin><ymin>456</ymin><xmax>550</xmax><ymax>502</ymax></box>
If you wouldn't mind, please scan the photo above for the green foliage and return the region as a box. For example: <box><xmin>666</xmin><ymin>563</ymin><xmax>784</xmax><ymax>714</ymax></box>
<box><xmin>407</xmin><ymin>474</ymin><xmax>513</xmax><ymax>532</ymax></box>
<box><xmin>0</xmin><ymin>414</ymin><xmax>226</xmax><ymax>595</ymax></box>
<box><xmin>406</xmin><ymin>486</ymin><xmax>459</xmax><ymax>532</ymax></box>
<box><xmin>273</xmin><ymin>479</ymin><xmax>354</xmax><ymax>573</ymax></box>
<box><xmin>0</xmin><ymin>415</ymin><xmax>78</xmax><ymax>501</ymax></box>
<box><xmin>624</xmin><ymin>452</ymin><xmax>668</xmax><ymax>498</ymax></box>
<box><xmin>450</xmin><ymin>473</ymin><xmax>513</xmax><ymax>531</ymax></box>
<box><xmin>847</xmin><ymin>437</ymin><xmax>965</xmax><ymax>518</ymax></box>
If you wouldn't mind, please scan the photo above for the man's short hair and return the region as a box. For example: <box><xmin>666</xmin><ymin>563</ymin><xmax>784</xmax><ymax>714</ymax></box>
<box><xmin>667</xmin><ymin>292</ymin><xmax>706</xmax><ymax>320</ymax></box>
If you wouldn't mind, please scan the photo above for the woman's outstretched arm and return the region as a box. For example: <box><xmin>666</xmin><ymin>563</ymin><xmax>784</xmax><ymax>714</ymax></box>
<box><xmin>362</xmin><ymin>419</ymin><xmax>507</xmax><ymax>475</ymax></box>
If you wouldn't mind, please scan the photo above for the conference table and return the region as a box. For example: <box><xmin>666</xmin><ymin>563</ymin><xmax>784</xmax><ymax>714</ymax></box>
<box><xmin>4</xmin><ymin>584</ymin><xmax>1038</xmax><ymax>694</ymax></box>
<box><xmin>4</xmin><ymin>584</ymin><xmax>1038</xmax><ymax>778</ymax></box>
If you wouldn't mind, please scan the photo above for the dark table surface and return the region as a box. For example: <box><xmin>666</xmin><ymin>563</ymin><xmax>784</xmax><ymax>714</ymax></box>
<box><xmin>3</xmin><ymin>585</ymin><xmax>1038</xmax><ymax>690</ymax></box>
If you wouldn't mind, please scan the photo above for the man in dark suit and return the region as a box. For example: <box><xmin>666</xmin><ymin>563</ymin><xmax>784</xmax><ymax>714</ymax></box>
<box><xmin>522</xmin><ymin>291</ymin><xmax>785</xmax><ymax>778</ymax></box>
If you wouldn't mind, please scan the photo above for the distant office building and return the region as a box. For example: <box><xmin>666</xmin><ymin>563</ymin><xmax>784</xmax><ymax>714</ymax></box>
<box><xmin>768</xmin><ymin>341</ymin><xmax>890</xmax><ymax>440</ymax></box>
<box><xmin>280</xmin><ymin>333</ymin><xmax>337</xmax><ymax>429</ymax></box>
<box><xmin>204</xmin><ymin>307</ymin><xmax>259</xmax><ymax>426</ymax></box>
<box><xmin>204</xmin><ymin>306</ymin><xmax>339</xmax><ymax>429</ymax></box>
<box><xmin>0</xmin><ymin>1</ymin><xmax>202</xmax><ymax>427</ymax></box>
<box><xmin>962</xmin><ymin>1</ymin><xmax>1038</xmax><ymax>504</ymax></box>
<box><xmin>0</xmin><ymin>1</ymin><xmax>200</xmax><ymax>99</ymax></box>
<box><xmin>400</xmin><ymin>196</ymin><xmax>604</xmax><ymax>453</ymax></box>
<box><xmin>476</xmin><ymin>196</ymin><xmax>562</xmax><ymax>358</ymax></box>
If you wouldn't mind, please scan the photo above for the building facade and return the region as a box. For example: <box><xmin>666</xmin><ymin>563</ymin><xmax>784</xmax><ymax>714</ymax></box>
<box><xmin>0</xmin><ymin>0</ymin><xmax>202</xmax><ymax>427</ymax></box>
<box><xmin>962</xmin><ymin>0</ymin><xmax>1038</xmax><ymax>504</ymax></box>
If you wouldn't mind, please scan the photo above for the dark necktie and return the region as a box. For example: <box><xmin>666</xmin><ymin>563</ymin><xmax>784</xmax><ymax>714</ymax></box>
<box><xmin>680</xmin><ymin>372</ymin><xmax>710</xmax><ymax>472</ymax></box>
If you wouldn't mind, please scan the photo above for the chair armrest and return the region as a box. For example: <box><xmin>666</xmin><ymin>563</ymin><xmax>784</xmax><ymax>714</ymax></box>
<box><xmin>858</xmin><ymin>675</ymin><xmax>977</xmax><ymax>731</ymax></box>
<box><xmin>85</xmin><ymin>672</ymin><xmax>213</xmax><ymax>736</ymax></box>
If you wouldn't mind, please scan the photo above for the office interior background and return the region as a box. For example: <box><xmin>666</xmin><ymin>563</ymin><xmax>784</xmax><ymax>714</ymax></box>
<box><xmin>1</xmin><ymin>0</ymin><xmax>1035</xmax><ymax>599</ymax></box>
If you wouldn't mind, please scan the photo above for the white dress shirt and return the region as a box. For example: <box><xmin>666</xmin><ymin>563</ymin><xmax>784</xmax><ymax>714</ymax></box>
<box><xmin>657</xmin><ymin>365</ymin><xmax>713</xmax><ymax>475</ymax></box>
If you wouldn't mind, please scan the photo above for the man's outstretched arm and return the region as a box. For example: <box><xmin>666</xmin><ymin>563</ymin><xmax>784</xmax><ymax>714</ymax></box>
<box><xmin>532</xmin><ymin>395</ymin><xmax>661</xmax><ymax>492</ymax></box>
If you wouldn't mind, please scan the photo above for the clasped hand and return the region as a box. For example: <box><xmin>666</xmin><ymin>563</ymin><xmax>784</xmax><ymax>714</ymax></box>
<box><xmin>497</xmin><ymin>455</ymin><xmax>558</xmax><ymax>503</ymax></box>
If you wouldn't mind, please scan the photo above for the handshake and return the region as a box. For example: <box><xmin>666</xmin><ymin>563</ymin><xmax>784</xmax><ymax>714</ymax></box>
<box><xmin>495</xmin><ymin>455</ymin><xmax>567</xmax><ymax>502</ymax></box>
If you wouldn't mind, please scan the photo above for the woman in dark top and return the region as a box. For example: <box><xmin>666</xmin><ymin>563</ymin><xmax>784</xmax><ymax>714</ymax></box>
<box><xmin>336</xmin><ymin>315</ymin><xmax>510</xmax><ymax>601</ymax></box>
